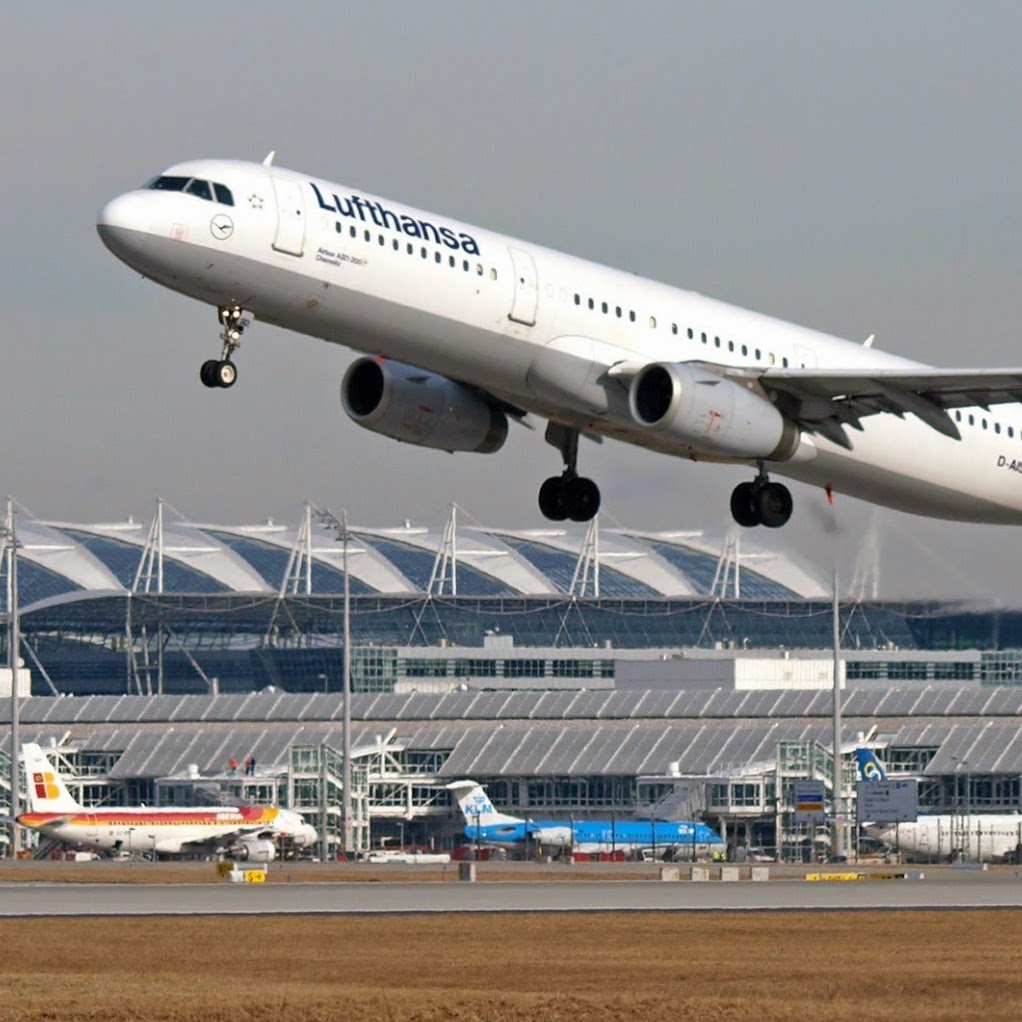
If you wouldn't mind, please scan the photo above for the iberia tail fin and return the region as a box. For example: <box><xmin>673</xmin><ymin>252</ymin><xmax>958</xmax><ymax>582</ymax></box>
<box><xmin>22</xmin><ymin>743</ymin><xmax>82</xmax><ymax>813</ymax></box>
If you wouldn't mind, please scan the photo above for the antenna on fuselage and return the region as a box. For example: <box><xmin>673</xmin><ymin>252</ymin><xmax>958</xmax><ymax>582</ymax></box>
<box><xmin>262</xmin><ymin>151</ymin><xmax>276</xmax><ymax>167</ymax></box>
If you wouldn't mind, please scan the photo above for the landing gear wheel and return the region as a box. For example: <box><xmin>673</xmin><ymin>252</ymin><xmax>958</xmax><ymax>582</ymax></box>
<box><xmin>565</xmin><ymin>477</ymin><xmax>601</xmax><ymax>522</ymax></box>
<box><xmin>200</xmin><ymin>304</ymin><xmax>250</xmax><ymax>390</ymax></box>
<box><xmin>214</xmin><ymin>360</ymin><xmax>237</xmax><ymax>389</ymax></box>
<box><xmin>540</xmin><ymin>424</ymin><xmax>603</xmax><ymax>523</ymax></box>
<box><xmin>538</xmin><ymin>477</ymin><xmax>569</xmax><ymax>521</ymax></box>
<box><xmin>730</xmin><ymin>482</ymin><xmax>760</xmax><ymax>528</ymax></box>
<box><xmin>756</xmin><ymin>481</ymin><xmax>793</xmax><ymax>529</ymax></box>
<box><xmin>200</xmin><ymin>360</ymin><xmax>220</xmax><ymax>389</ymax></box>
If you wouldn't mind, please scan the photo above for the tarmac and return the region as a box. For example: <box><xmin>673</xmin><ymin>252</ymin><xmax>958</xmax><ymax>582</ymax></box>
<box><xmin>3</xmin><ymin>868</ymin><xmax>1022</xmax><ymax>916</ymax></box>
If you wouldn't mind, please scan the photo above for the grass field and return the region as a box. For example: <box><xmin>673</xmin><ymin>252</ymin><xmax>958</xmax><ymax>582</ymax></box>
<box><xmin>1</xmin><ymin>911</ymin><xmax>1020</xmax><ymax>1021</ymax></box>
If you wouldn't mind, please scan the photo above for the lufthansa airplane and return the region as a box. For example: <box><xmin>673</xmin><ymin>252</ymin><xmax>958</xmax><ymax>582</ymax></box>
<box><xmin>97</xmin><ymin>156</ymin><xmax>1022</xmax><ymax>528</ymax></box>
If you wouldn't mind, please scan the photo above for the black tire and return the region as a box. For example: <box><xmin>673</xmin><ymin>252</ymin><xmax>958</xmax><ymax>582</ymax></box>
<box><xmin>215</xmin><ymin>360</ymin><xmax>238</xmax><ymax>388</ymax></box>
<box><xmin>200</xmin><ymin>359</ymin><xmax>221</xmax><ymax>388</ymax></box>
<box><xmin>538</xmin><ymin>477</ymin><xmax>568</xmax><ymax>521</ymax></box>
<box><xmin>730</xmin><ymin>482</ymin><xmax>760</xmax><ymax>527</ymax></box>
<box><xmin>566</xmin><ymin>476</ymin><xmax>601</xmax><ymax>522</ymax></box>
<box><xmin>756</xmin><ymin>481</ymin><xmax>793</xmax><ymax>528</ymax></box>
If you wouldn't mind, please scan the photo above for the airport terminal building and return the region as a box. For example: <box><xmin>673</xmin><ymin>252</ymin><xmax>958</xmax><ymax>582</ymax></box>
<box><xmin>3</xmin><ymin>506</ymin><xmax>1022</xmax><ymax>860</ymax></box>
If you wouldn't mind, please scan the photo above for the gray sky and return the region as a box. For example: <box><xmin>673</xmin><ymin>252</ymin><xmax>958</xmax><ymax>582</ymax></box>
<box><xmin>3</xmin><ymin>2</ymin><xmax>1022</xmax><ymax>600</ymax></box>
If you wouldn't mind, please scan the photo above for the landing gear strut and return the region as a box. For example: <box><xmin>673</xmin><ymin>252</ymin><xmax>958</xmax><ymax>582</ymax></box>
<box><xmin>730</xmin><ymin>467</ymin><xmax>793</xmax><ymax>528</ymax></box>
<box><xmin>200</xmin><ymin>305</ymin><xmax>249</xmax><ymax>389</ymax></box>
<box><xmin>538</xmin><ymin>424</ymin><xmax>601</xmax><ymax>522</ymax></box>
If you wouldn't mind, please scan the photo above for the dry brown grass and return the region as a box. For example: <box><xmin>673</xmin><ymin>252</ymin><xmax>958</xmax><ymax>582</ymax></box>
<box><xmin>0</xmin><ymin>911</ymin><xmax>1020</xmax><ymax>1021</ymax></box>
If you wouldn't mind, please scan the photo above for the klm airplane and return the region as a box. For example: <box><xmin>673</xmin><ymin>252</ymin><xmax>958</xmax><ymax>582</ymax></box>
<box><xmin>448</xmin><ymin>781</ymin><xmax>724</xmax><ymax>856</ymax></box>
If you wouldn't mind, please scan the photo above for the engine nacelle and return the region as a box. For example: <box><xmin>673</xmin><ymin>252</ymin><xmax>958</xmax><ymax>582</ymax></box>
<box><xmin>628</xmin><ymin>362</ymin><xmax>800</xmax><ymax>461</ymax></box>
<box><xmin>235</xmin><ymin>838</ymin><xmax>277</xmax><ymax>862</ymax></box>
<box><xmin>341</xmin><ymin>357</ymin><xmax>508</xmax><ymax>454</ymax></box>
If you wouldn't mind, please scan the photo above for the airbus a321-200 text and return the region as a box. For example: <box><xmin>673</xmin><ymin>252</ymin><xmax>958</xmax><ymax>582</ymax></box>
<box><xmin>97</xmin><ymin>155</ymin><xmax>1022</xmax><ymax>528</ymax></box>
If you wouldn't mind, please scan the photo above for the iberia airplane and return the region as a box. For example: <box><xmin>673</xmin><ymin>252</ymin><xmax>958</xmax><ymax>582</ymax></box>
<box><xmin>97</xmin><ymin>156</ymin><xmax>1022</xmax><ymax>528</ymax></box>
<box><xmin>17</xmin><ymin>743</ymin><xmax>317</xmax><ymax>859</ymax></box>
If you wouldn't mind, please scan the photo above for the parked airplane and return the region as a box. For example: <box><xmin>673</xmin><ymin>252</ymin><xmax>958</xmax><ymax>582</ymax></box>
<box><xmin>97</xmin><ymin>156</ymin><xmax>1022</xmax><ymax>529</ymax></box>
<box><xmin>448</xmin><ymin>781</ymin><xmax>724</xmax><ymax>856</ymax></box>
<box><xmin>852</xmin><ymin>747</ymin><xmax>1022</xmax><ymax>862</ymax></box>
<box><xmin>868</xmin><ymin>813</ymin><xmax>1022</xmax><ymax>864</ymax></box>
<box><xmin>17</xmin><ymin>743</ymin><xmax>317</xmax><ymax>859</ymax></box>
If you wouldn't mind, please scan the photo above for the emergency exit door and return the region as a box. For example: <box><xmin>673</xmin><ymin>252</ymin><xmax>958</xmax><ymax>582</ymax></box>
<box><xmin>271</xmin><ymin>177</ymin><xmax>306</xmax><ymax>257</ymax></box>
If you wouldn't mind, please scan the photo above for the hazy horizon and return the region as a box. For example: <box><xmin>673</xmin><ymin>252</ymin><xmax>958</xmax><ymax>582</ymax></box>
<box><xmin>4</xmin><ymin>3</ymin><xmax>1022</xmax><ymax>602</ymax></box>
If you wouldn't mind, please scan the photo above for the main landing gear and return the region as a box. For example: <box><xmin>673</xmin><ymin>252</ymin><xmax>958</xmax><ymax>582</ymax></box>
<box><xmin>538</xmin><ymin>425</ymin><xmax>601</xmax><ymax>522</ymax></box>
<box><xmin>730</xmin><ymin>467</ymin><xmax>793</xmax><ymax>529</ymax></box>
<box><xmin>200</xmin><ymin>305</ymin><xmax>249</xmax><ymax>389</ymax></box>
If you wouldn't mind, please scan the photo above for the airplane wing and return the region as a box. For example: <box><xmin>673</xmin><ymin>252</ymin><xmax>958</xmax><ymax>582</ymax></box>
<box><xmin>200</xmin><ymin>825</ymin><xmax>276</xmax><ymax>846</ymax></box>
<box><xmin>754</xmin><ymin>367</ymin><xmax>1022</xmax><ymax>450</ymax></box>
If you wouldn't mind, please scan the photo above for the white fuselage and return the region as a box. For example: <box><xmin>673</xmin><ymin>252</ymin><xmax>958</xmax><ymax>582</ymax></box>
<box><xmin>97</xmin><ymin>159</ymin><xmax>1022</xmax><ymax>524</ymax></box>
<box><xmin>870</xmin><ymin>814</ymin><xmax>1022</xmax><ymax>863</ymax></box>
<box><xmin>18</xmin><ymin>805</ymin><xmax>317</xmax><ymax>856</ymax></box>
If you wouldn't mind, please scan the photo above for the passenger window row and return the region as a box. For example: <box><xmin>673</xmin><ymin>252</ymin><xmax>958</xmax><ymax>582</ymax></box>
<box><xmin>571</xmin><ymin>292</ymin><xmax>788</xmax><ymax>367</ymax></box>
<box><xmin>954</xmin><ymin>409</ymin><xmax>1016</xmax><ymax>438</ymax></box>
<box><xmin>333</xmin><ymin>221</ymin><xmax>498</xmax><ymax>280</ymax></box>
<box><xmin>146</xmin><ymin>175</ymin><xmax>234</xmax><ymax>206</ymax></box>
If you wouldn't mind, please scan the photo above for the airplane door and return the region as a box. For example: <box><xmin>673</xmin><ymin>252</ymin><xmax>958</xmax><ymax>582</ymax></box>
<box><xmin>508</xmin><ymin>246</ymin><xmax>538</xmax><ymax>326</ymax></box>
<box><xmin>271</xmin><ymin>177</ymin><xmax>306</xmax><ymax>257</ymax></box>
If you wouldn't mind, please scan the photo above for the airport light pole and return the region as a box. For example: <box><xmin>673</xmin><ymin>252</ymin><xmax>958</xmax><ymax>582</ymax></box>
<box><xmin>341</xmin><ymin>509</ymin><xmax>353</xmax><ymax>859</ymax></box>
<box><xmin>831</xmin><ymin>559</ymin><xmax>843</xmax><ymax>861</ymax></box>
<box><xmin>312</xmin><ymin>504</ymin><xmax>356</xmax><ymax>859</ymax></box>
<box><xmin>4</xmin><ymin>498</ymin><xmax>21</xmax><ymax>858</ymax></box>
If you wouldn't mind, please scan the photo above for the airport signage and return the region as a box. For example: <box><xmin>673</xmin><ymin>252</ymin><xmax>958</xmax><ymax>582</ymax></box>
<box><xmin>855</xmin><ymin>779</ymin><xmax>919</xmax><ymax>823</ymax></box>
<box><xmin>793</xmin><ymin>780</ymin><xmax>827</xmax><ymax>823</ymax></box>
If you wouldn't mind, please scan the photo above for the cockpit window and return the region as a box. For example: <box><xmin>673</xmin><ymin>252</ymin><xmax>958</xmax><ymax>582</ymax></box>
<box><xmin>147</xmin><ymin>175</ymin><xmax>189</xmax><ymax>192</ymax></box>
<box><xmin>145</xmin><ymin>175</ymin><xmax>235</xmax><ymax>206</ymax></box>
<box><xmin>185</xmin><ymin>178</ymin><xmax>213</xmax><ymax>201</ymax></box>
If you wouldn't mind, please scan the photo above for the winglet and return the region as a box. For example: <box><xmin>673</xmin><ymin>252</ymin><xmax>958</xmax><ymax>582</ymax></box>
<box><xmin>262</xmin><ymin>151</ymin><xmax>276</xmax><ymax>167</ymax></box>
<box><xmin>863</xmin><ymin>334</ymin><xmax>875</xmax><ymax>348</ymax></box>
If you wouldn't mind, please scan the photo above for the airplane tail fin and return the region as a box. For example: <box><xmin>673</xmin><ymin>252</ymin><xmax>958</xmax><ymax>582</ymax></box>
<box><xmin>22</xmin><ymin>743</ymin><xmax>83</xmax><ymax>813</ymax></box>
<box><xmin>446</xmin><ymin>781</ymin><xmax>523</xmax><ymax>827</ymax></box>
<box><xmin>856</xmin><ymin>746</ymin><xmax>888</xmax><ymax>782</ymax></box>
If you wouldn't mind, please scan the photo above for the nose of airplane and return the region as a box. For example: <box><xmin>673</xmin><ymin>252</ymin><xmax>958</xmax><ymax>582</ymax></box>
<box><xmin>96</xmin><ymin>192</ymin><xmax>151</xmax><ymax>260</ymax></box>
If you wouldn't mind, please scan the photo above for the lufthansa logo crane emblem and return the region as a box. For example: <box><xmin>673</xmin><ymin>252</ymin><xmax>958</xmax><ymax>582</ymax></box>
<box><xmin>210</xmin><ymin>214</ymin><xmax>234</xmax><ymax>240</ymax></box>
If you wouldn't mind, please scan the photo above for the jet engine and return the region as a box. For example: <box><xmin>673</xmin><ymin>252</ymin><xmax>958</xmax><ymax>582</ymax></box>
<box><xmin>235</xmin><ymin>837</ymin><xmax>277</xmax><ymax>862</ymax></box>
<box><xmin>628</xmin><ymin>362</ymin><xmax>800</xmax><ymax>461</ymax></box>
<box><xmin>341</xmin><ymin>357</ymin><xmax>508</xmax><ymax>454</ymax></box>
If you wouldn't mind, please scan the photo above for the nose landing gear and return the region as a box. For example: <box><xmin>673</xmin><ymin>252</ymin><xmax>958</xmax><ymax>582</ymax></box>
<box><xmin>730</xmin><ymin>468</ymin><xmax>793</xmax><ymax>528</ymax></box>
<box><xmin>200</xmin><ymin>305</ymin><xmax>249</xmax><ymax>389</ymax></box>
<box><xmin>538</xmin><ymin>424</ymin><xmax>601</xmax><ymax>522</ymax></box>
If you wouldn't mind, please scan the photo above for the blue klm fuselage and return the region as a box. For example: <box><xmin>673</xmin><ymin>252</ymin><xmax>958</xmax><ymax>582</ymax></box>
<box><xmin>465</xmin><ymin>818</ymin><xmax>723</xmax><ymax>853</ymax></box>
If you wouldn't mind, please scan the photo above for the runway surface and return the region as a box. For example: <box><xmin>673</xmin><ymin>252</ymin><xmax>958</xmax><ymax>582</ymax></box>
<box><xmin>3</xmin><ymin>874</ymin><xmax>1022</xmax><ymax>916</ymax></box>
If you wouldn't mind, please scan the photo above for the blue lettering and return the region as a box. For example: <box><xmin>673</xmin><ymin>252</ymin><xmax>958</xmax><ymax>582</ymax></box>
<box><xmin>310</xmin><ymin>182</ymin><xmax>335</xmax><ymax>213</ymax></box>
<box><xmin>309</xmin><ymin>183</ymin><xmax>482</xmax><ymax>255</ymax></box>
